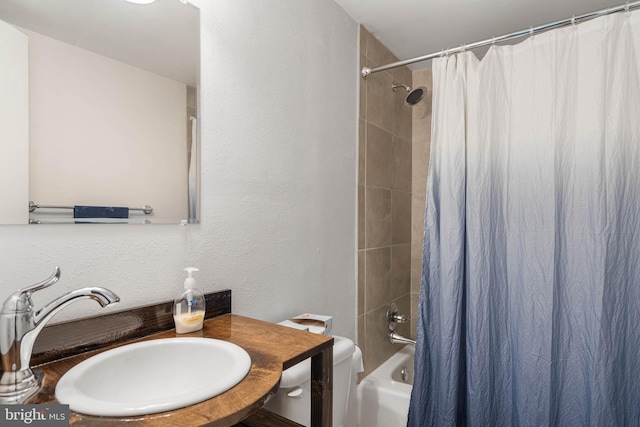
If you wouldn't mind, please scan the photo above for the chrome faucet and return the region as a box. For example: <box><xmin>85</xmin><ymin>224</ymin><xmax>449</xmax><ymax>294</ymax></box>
<box><xmin>0</xmin><ymin>267</ymin><xmax>120</xmax><ymax>404</ymax></box>
<box><xmin>389</xmin><ymin>330</ymin><xmax>417</xmax><ymax>346</ymax></box>
<box><xmin>386</xmin><ymin>302</ymin><xmax>416</xmax><ymax>346</ymax></box>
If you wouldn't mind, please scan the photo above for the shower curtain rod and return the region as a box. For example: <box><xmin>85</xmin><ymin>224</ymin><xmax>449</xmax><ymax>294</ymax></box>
<box><xmin>361</xmin><ymin>0</ymin><xmax>640</xmax><ymax>78</ymax></box>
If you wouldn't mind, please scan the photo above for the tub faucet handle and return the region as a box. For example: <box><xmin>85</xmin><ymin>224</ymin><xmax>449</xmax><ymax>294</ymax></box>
<box><xmin>386</xmin><ymin>302</ymin><xmax>410</xmax><ymax>331</ymax></box>
<box><xmin>391</xmin><ymin>313</ymin><xmax>408</xmax><ymax>324</ymax></box>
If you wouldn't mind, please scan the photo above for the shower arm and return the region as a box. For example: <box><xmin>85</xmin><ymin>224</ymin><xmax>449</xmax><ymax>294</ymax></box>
<box><xmin>392</xmin><ymin>82</ymin><xmax>411</xmax><ymax>92</ymax></box>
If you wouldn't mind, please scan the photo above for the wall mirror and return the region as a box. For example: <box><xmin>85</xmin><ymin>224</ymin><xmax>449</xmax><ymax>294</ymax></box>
<box><xmin>0</xmin><ymin>0</ymin><xmax>200</xmax><ymax>225</ymax></box>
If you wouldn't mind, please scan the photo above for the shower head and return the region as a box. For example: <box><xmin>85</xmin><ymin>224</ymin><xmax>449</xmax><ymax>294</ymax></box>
<box><xmin>392</xmin><ymin>81</ymin><xmax>427</xmax><ymax>106</ymax></box>
<box><xmin>405</xmin><ymin>86</ymin><xmax>427</xmax><ymax>106</ymax></box>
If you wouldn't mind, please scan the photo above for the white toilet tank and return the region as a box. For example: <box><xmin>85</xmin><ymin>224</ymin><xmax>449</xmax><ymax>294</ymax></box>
<box><xmin>265</xmin><ymin>335</ymin><xmax>360</xmax><ymax>427</ymax></box>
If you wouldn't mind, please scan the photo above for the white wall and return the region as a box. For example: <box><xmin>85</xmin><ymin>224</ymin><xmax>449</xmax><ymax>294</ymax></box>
<box><xmin>0</xmin><ymin>20</ymin><xmax>28</xmax><ymax>224</ymax></box>
<box><xmin>0</xmin><ymin>0</ymin><xmax>359</xmax><ymax>339</ymax></box>
<box><xmin>27</xmin><ymin>29</ymin><xmax>188</xmax><ymax>223</ymax></box>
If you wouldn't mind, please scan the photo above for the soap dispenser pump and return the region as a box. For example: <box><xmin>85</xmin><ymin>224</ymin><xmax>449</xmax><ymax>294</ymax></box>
<box><xmin>173</xmin><ymin>267</ymin><xmax>205</xmax><ymax>334</ymax></box>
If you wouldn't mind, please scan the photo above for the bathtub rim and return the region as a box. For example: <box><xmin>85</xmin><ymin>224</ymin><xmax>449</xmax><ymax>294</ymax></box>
<box><xmin>359</xmin><ymin>344</ymin><xmax>414</xmax><ymax>389</ymax></box>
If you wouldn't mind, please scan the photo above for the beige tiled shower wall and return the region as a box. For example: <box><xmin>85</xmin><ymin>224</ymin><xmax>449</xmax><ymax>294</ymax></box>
<box><xmin>358</xmin><ymin>26</ymin><xmax>413</xmax><ymax>377</ymax></box>
<box><xmin>410</xmin><ymin>69</ymin><xmax>432</xmax><ymax>339</ymax></box>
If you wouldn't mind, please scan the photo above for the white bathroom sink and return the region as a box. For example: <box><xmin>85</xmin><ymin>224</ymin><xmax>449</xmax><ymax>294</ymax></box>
<box><xmin>55</xmin><ymin>337</ymin><xmax>251</xmax><ymax>417</ymax></box>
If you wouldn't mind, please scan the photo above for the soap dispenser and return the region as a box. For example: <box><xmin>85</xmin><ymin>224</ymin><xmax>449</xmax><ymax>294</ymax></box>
<box><xmin>173</xmin><ymin>267</ymin><xmax>205</xmax><ymax>333</ymax></box>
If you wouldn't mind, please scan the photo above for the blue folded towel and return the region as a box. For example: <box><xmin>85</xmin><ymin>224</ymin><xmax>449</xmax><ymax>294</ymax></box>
<box><xmin>73</xmin><ymin>206</ymin><xmax>129</xmax><ymax>219</ymax></box>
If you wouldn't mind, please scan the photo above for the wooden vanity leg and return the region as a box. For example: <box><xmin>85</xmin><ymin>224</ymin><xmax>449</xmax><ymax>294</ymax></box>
<box><xmin>310</xmin><ymin>347</ymin><xmax>333</xmax><ymax>427</ymax></box>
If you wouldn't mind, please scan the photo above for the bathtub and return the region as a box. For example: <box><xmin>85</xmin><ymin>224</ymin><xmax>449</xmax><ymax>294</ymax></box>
<box><xmin>357</xmin><ymin>345</ymin><xmax>414</xmax><ymax>427</ymax></box>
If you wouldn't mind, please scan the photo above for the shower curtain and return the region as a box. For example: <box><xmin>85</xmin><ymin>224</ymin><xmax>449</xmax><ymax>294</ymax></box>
<box><xmin>409</xmin><ymin>10</ymin><xmax>640</xmax><ymax>427</ymax></box>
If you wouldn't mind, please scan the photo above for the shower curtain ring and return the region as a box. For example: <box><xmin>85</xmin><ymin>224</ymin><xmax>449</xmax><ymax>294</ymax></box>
<box><xmin>625</xmin><ymin>2</ymin><xmax>631</xmax><ymax>16</ymax></box>
<box><xmin>571</xmin><ymin>15</ymin><xmax>576</xmax><ymax>26</ymax></box>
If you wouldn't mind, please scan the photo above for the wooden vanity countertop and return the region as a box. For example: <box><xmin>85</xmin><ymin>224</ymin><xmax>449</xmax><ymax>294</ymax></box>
<box><xmin>32</xmin><ymin>314</ymin><xmax>334</xmax><ymax>426</ymax></box>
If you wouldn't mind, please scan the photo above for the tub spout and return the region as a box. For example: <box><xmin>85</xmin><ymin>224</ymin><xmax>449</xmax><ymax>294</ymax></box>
<box><xmin>389</xmin><ymin>331</ymin><xmax>416</xmax><ymax>346</ymax></box>
<box><xmin>0</xmin><ymin>267</ymin><xmax>120</xmax><ymax>403</ymax></box>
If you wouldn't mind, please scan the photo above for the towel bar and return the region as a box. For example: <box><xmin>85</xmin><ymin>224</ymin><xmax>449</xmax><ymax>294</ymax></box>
<box><xmin>29</xmin><ymin>201</ymin><xmax>153</xmax><ymax>214</ymax></box>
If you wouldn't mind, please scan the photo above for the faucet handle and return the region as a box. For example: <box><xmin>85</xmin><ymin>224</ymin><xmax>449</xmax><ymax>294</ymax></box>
<box><xmin>18</xmin><ymin>266</ymin><xmax>61</xmax><ymax>296</ymax></box>
<box><xmin>386</xmin><ymin>302</ymin><xmax>410</xmax><ymax>332</ymax></box>
<box><xmin>2</xmin><ymin>267</ymin><xmax>61</xmax><ymax>313</ymax></box>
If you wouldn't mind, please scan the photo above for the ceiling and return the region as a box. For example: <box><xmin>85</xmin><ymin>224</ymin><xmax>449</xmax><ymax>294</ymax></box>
<box><xmin>0</xmin><ymin>0</ymin><xmax>199</xmax><ymax>86</ymax></box>
<box><xmin>0</xmin><ymin>0</ymin><xmax>626</xmax><ymax>79</ymax></box>
<box><xmin>333</xmin><ymin>0</ymin><xmax>623</xmax><ymax>69</ymax></box>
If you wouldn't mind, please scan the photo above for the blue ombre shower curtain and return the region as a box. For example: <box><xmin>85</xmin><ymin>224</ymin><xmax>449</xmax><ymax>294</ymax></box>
<box><xmin>408</xmin><ymin>10</ymin><xmax>640</xmax><ymax>427</ymax></box>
